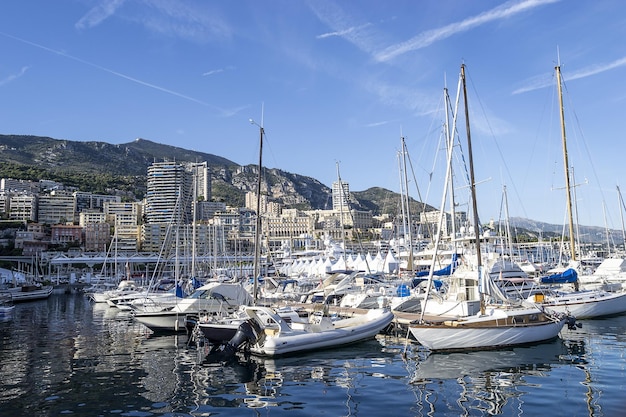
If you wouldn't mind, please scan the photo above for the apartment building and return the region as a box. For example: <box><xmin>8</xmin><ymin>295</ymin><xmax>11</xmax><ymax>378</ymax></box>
<box><xmin>145</xmin><ymin>162</ymin><xmax>193</xmax><ymax>225</ymax></box>
<box><xmin>104</xmin><ymin>201</ymin><xmax>142</xmax><ymax>251</ymax></box>
<box><xmin>37</xmin><ymin>191</ymin><xmax>76</xmax><ymax>225</ymax></box>
<box><xmin>8</xmin><ymin>193</ymin><xmax>37</xmax><ymax>222</ymax></box>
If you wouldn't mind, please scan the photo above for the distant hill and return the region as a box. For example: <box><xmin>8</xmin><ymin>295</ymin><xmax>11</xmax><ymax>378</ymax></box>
<box><xmin>501</xmin><ymin>217</ymin><xmax>622</xmax><ymax>246</ymax></box>
<box><xmin>0</xmin><ymin>134</ymin><xmax>430</xmax><ymax>214</ymax></box>
<box><xmin>0</xmin><ymin>134</ymin><xmax>619</xmax><ymax>244</ymax></box>
<box><xmin>0</xmin><ymin>135</ymin><xmax>235</xmax><ymax>176</ymax></box>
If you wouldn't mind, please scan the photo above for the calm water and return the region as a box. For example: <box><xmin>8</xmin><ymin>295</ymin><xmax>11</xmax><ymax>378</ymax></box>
<box><xmin>1</xmin><ymin>293</ymin><xmax>625</xmax><ymax>416</ymax></box>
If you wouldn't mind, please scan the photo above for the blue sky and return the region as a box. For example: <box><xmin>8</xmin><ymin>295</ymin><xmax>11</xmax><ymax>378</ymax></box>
<box><xmin>1</xmin><ymin>0</ymin><xmax>625</xmax><ymax>231</ymax></box>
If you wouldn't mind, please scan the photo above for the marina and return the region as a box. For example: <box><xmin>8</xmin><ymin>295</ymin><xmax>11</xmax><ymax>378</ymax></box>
<box><xmin>1</xmin><ymin>292</ymin><xmax>625</xmax><ymax>416</ymax></box>
<box><xmin>0</xmin><ymin>3</ymin><xmax>625</xmax><ymax>416</ymax></box>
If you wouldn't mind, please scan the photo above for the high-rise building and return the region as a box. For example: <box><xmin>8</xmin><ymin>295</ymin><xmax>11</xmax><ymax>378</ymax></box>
<box><xmin>189</xmin><ymin>161</ymin><xmax>211</xmax><ymax>202</ymax></box>
<box><xmin>145</xmin><ymin>162</ymin><xmax>192</xmax><ymax>224</ymax></box>
<box><xmin>332</xmin><ymin>181</ymin><xmax>350</xmax><ymax>211</ymax></box>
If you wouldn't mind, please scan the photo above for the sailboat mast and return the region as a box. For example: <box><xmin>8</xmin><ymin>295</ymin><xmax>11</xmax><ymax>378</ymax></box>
<box><xmin>250</xmin><ymin>117</ymin><xmax>264</xmax><ymax>304</ymax></box>
<box><xmin>461</xmin><ymin>64</ymin><xmax>484</xmax><ymax>314</ymax></box>
<box><xmin>400</xmin><ymin>137</ymin><xmax>414</xmax><ymax>272</ymax></box>
<box><xmin>419</xmin><ymin>86</ymin><xmax>457</xmax><ymax>323</ymax></box>
<box><xmin>397</xmin><ymin>152</ymin><xmax>408</xmax><ymax>242</ymax></box>
<box><xmin>335</xmin><ymin>161</ymin><xmax>348</xmax><ymax>265</ymax></box>
<box><xmin>460</xmin><ymin>65</ymin><xmax>482</xmax><ymax>264</ymax></box>
<box><xmin>444</xmin><ymin>87</ymin><xmax>458</xmax><ymax>244</ymax></box>
<box><xmin>556</xmin><ymin>64</ymin><xmax>577</xmax><ymax>261</ymax></box>
<box><xmin>618</xmin><ymin>185</ymin><xmax>626</xmax><ymax>250</ymax></box>
<box><xmin>191</xmin><ymin>176</ymin><xmax>197</xmax><ymax>279</ymax></box>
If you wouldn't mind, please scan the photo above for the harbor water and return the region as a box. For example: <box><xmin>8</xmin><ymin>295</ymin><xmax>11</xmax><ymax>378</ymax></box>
<box><xmin>1</xmin><ymin>293</ymin><xmax>625</xmax><ymax>416</ymax></box>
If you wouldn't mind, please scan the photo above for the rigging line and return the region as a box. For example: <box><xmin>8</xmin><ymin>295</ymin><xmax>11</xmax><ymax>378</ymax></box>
<box><xmin>560</xmin><ymin>74</ymin><xmax>610</xmax><ymax>219</ymax></box>
<box><xmin>412</xmin><ymin>91</ymin><xmax>448</xmax><ymax>216</ymax></box>
<box><xmin>405</xmin><ymin>140</ymin><xmax>432</xmax><ymax>238</ymax></box>
<box><xmin>465</xmin><ymin>65</ymin><xmax>530</xmax><ymax>221</ymax></box>
<box><xmin>413</xmin><ymin>90</ymin><xmax>446</xmax><ymax>182</ymax></box>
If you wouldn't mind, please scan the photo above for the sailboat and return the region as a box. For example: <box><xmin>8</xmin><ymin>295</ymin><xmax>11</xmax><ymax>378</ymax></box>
<box><xmin>408</xmin><ymin>64</ymin><xmax>570</xmax><ymax>352</ymax></box>
<box><xmin>519</xmin><ymin>61</ymin><xmax>626</xmax><ymax>319</ymax></box>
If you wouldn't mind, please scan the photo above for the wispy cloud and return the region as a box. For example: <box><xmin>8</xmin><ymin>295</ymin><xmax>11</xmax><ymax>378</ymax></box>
<box><xmin>75</xmin><ymin>0</ymin><xmax>231</xmax><ymax>43</ymax></box>
<box><xmin>140</xmin><ymin>0</ymin><xmax>232</xmax><ymax>42</ymax></box>
<box><xmin>364</xmin><ymin>120</ymin><xmax>390</xmax><ymax>128</ymax></box>
<box><xmin>317</xmin><ymin>23</ymin><xmax>372</xmax><ymax>40</ymax></box>
<box><xmin>75</xmin><ymin>0</ymin><xmax>126</xmax><ymax>30</ymax></box>
<box><xmin>375</xmin><ymin>0</ymin><xmax>559</xmax><ymax>62</ymax></box>
<box><xmin>202</xmin><ymin>66</ymin><xmax>234</xmax><ymax>77</ymax></box>
<box><xmin>309</xmin><ymin>1</ymin><xmax>382</xmax><ymax>56</ymax></box>
<box><xmin>217</xmin><ymin>105</ymin><xmax>249</xmax><ymax>118</ymax></box>
<box><xmin>0</xmin><ymin>66</ymin><xmax>29</xmax><ymax>87</ymax></box>
<box><xmin>203</xmin><ymin>69</ymin><xmax>224</xmax><ymax>77</ymax></box>
<box><xmin>365</xmin><ymin>79</ymin><xmax>438</xmax><ymax>117</ymax></box>
<box><xmin>513</xmin><ymin>56</ymin><xmax>626</xmax><ymax>94</ymax></box>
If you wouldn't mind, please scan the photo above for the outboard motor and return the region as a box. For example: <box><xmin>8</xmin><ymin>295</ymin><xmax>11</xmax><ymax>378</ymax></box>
<box><xmin>566</xmin><ymin>316</ymin><xmax>582</xmax><ymax>330</ymax></box>
<box><xmin>222</xmin><ymin>319</ymin><xmax>261</xmax><ymax>356</ymax></box>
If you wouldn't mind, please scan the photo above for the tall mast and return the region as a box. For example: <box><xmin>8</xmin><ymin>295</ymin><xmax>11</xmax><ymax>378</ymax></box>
<box><xmin>618</xmin><ymin>185</ymin><xmax>626</xmax><ymax>250</ymax></box>
<box><xmin>461</xmin><ymin>64</ymin><xmax>484</xmax><ymax>314</ymax></box>
<box><xmin>335</xmin><ymin>161</ymin><xmax>347</xmax><ymax>266</ymax></box>
<box><xmin>419</xmin><ymin>85</ymin><xmax>458</xmax><ymax>323</ymax></box>
<box><xmin>556</xmin><ymin>64</ymin><xmax>577</xmax><ymax>261</ymax></box>
<box><xmin>191</xmin><ymin>175</ymin><xmax>197</xmax><ymax>279</ymax></box>
<box><xmin>400</xmin><ymin>136</ymin><xmax>414</xmax><ymax>272</ymax></box>
<box><xmin>250</xmin><ymin>111</ymin><xmax>264</xmax><ymax>305</ymax></box>
<box><xmin>444</xmin><ymin>87</ymin><xmax>458</xmax><ymax>245</ymax></box>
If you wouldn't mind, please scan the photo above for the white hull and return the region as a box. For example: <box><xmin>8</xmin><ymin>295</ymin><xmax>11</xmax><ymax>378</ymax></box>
<box><xmin>409</xmin><ymin>307</ymin><xmax>566</xmax><ymax>352</ymax></box>
<box><xmin>2</xmin><ymin>285</ymin><xmax>53</xmax><ymax>302</ymax></box>
<box><xmin>245</xmin><ymin>307</ymin><xmax>394</xmax><ymax>357</ymax></box>
<box><xmin>133</xmin><ymin>311</ymin><xmax>187</xmax><ymax>332</ymax></box>
<box><xmin>536</xmin><ymin>290</ymin><xmax>626</xmax><ymax>319</ymax></box>
<box><xmin>132</xmin><ymin>282</ymin><xmax>253</xmax><ymax>332</ymax></box>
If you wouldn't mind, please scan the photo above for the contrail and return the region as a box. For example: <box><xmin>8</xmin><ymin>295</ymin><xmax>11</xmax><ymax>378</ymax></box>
<box><xmin>0</xmin><ymin>31</ymin><xmax>216</xmax><ymax>108</ymax></box>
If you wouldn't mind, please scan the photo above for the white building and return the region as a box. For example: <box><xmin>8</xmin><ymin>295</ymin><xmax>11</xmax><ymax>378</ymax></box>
<box><xmin>145</xmin><ymin>162</ymin><xmax>192</xmax><ymax>224</ymax></box>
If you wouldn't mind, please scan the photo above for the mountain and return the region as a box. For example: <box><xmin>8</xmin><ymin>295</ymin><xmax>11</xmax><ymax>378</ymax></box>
<box><xmin>0</xmin><ymin>135</ymin><xmax>618</xmax><ymax>244</ymax></box>
<box><xmin>0</xmin><ymin>135</ymin><xmax>235</xmax><ymax>175</ymax></box>
<box><xmin>0</xmin><ymin>134</ymin><xmax>429</xmax><ymax>214</ymax></box>
<box><xmin>506</xmin><ymin>217</ymin><xmax>620</xmax><ymax>246</ymax></box>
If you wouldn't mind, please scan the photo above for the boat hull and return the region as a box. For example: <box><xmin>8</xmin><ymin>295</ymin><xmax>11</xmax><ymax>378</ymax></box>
<box><xmin>250</xmin><ymin>309</ymin><xmax>394</xmax><ymax>357</ymax></box>
<box><xmin>133</xmin><ymin>311</ymin><xmax>187</xmax><ymax>333</ymax></box>
<box><xmin>539</xmin><ymin>291</ymin><xmax>626</xmax><ymax>319</ymax></box>
<box><xmin>2</xmin><ymin>285</ymin><xmax>53</xmax><ymax>302</ymax></box>
<box><xmin>409</xmin><ymin>311</ymin><xmax>566</xmax><ymax>352</ymax></box>
<box><xmin>198</xmin><ymin>322</ymin><xmax>240</xmax><ymax>344</ymax></box>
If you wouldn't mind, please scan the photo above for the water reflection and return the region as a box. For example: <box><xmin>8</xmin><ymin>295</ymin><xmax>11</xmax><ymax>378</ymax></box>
<box><xmin>189</xmin><ymin>337</ymin><xmax>401</xmax><ymax>413</ymax></box>
<box><xmin>1</xmin><ymin>294</ymin><xmax>625</xmax><ymax>416</ymax></box>
<box><xmin>411</xmin><ymin>339</ymin><xmax>572</xmax><ymax>382</ymax></box>
<box><xmin>560</xmin><ymin>315</ymin><xmax>626</xmax><ymax>417</ymax></box>
<box><xmin>403</xmin><ymin>316</ymin><xmax>626</xmax><ymax>417</ymax></box>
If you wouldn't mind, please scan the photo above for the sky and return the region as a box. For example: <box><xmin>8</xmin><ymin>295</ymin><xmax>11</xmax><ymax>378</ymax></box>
<box><xmin>1</xmin><ymin>0</ymin><xmax>625</xmax><ymax>232</ymax></box>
